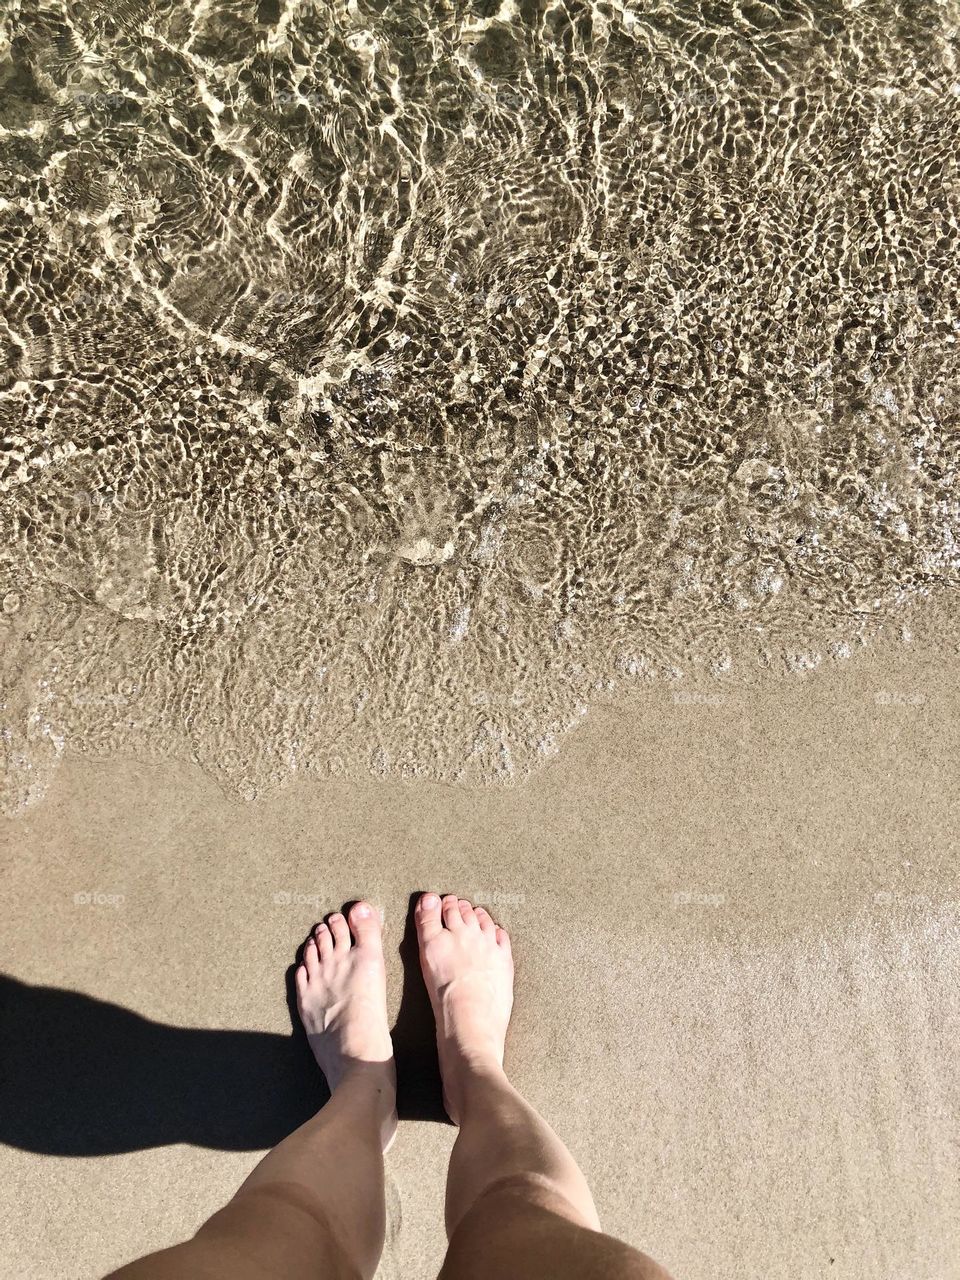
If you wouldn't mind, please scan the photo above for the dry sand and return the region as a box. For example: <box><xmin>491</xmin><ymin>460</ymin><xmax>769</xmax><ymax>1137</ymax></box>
<box><xmin>2</xmin><ymin>637</ymin><xmax>959</xmax><ymax>1280</ymax></box>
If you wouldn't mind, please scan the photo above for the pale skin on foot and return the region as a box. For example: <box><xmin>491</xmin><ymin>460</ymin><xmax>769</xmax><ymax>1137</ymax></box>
<box><xmin>108</xmin><ymin>894</ymin><xmax>671</xmax><ymax>1280</ymax></box>
<box><xmin>296</xmin><ymin>903</ymin><xmax>398</xmax><ymax>1151</ymax></box>
<box><xmin>413</xmin><ymin>893</ymin><xmax>515</xmax><ymax>1122</ymax></box>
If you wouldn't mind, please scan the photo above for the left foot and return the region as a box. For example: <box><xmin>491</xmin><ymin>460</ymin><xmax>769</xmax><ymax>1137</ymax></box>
<box><xmin>296</xmin><ymin>902</ymin><xmax>397</xmax><ymax>1146</ymax></box>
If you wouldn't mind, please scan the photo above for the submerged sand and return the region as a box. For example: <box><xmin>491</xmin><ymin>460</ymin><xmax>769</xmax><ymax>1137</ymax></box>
<box><xmin>2</xmin><ymin>637</ymin><xmax>958</xmax><ymax>1280</ymax></box>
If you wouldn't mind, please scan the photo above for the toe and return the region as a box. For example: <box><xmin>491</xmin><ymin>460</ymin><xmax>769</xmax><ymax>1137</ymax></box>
<box><xmin>328</xmin><ymin>912</ymin><xmax>350</xmax><ymax>948</ymax></box>
<box><xmin>474</xmin><ymin>906</ymin><xmax>497</xmax><ymax>935</ymax></box>
<box><xmin>441</xmin><ymin>893</ymin><xmax>464</xmax><ymax>931</ymax></box>
<box><xmin>496</xmin><ymin>925</ymin><xmax>511</xmax><ymax>952</ymax></box>
<box><xmin>458</xmin><ymin>898</ymin><xmax>479</xmax><ymax>929</ymax></box>
<box><xmin>303</xmin><ymin>936</ymin><xmax>320</xmax><ymax>975</ymax></box>
<box><xmin>295</xmin><ymin>963</ymin><xmax>309</xmax><ymax>997</ymax></box>
<box><xmin>348</xmin><ymin>900</ymin><xmax>382</xmax><ymax>948</ymax></box>
<box><xmin>416</xmin><ymin>892</ymin><xmax>444</xmax><ymax>943</ymax></box>
<box><xmin>315</xmin><ymin>921</ymin><xmax>332</xmax><ymax>959</ymax></box>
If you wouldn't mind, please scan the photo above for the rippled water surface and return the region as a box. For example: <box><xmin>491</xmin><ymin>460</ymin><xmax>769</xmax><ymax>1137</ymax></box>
<box><xmin>2</xmin><ymin>0</ymin><xmax>959</xmax><ymax>808</ymax></box>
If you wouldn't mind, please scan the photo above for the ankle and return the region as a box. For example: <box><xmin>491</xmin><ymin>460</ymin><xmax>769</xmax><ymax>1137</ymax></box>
<box><xmin>332</xmin><ymin>1057</ymin><xmax>396</xmax><ymax>1100</ymax></box>
<box><xmin>443</xmin><ymin>1050</ymin><xmax>509</xmax><ymax>1116</ymax></box>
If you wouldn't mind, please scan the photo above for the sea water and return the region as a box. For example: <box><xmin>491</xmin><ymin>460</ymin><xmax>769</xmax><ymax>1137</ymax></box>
<box><xmin>1</xmin><ymin>0</ymin><xmax>959</xmax><ymax>809</ymax></box>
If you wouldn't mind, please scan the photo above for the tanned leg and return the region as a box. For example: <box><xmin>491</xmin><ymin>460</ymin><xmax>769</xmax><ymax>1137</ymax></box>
<box><xmin>416</xmin><ymin>893</ymin><xmax>673</xmax><ymax>1280</ymax></box>
<box><xmin>108</xmin><ymin>902</ymin><xmax>396</xmax><ymax>1280</ymax></box>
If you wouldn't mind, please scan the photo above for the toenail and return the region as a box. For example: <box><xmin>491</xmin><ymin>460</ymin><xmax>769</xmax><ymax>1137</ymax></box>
<box><xmin>422</xmin><ymin>893</ymin><xmax>439</xmax><ymax>908</ymax></box>
<box><xmin>354</xmin><ymin>903</ymin><xmax>371</xmax><ymax>917</ymax></box>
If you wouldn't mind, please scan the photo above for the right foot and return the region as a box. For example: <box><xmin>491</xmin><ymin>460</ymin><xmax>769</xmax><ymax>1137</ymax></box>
<box><xmin>416</xmin><ymin>892</ymin><xmax>514</xmax><ymax>1123</ymax></box>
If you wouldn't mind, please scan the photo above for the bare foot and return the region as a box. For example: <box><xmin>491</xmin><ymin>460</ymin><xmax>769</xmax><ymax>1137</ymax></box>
<box><xmin>295</xmin><ymin>902</ymin><xmax>397</xmax><ymax>1146</ymax></box>
<box><xmin>416</xmin><ymin>892</ymin><xmax>514</xmax><ymax>1123</ymax></box>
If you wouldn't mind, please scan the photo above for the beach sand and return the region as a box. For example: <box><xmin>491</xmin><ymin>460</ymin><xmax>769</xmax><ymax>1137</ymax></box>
<box><xmin>2</xmin><ymin>637</ymin><xmax>958</xmax><ymax>1280</ymax></box>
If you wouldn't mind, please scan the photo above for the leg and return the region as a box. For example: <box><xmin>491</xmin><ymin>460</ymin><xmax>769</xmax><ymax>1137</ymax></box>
<box><xmin>416</xmin><ymin>893</ymin><xmax>672</xmax><ymax>1280</ymax></box>
<box><xmin>108</xmin><ymin>903</ymin><xmax>396</xmax><ymax>1280</ymax></box>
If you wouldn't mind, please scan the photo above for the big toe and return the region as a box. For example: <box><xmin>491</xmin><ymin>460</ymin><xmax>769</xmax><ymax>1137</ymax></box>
<box><xmin>416</xmin><ymin>891</ymin><xmax>444</xmax><ymax>943</ymax></box>
<box><xmin>348</xmin><ymin>901</ymin><xmax>382</xmax><ymax>948</ymax></box>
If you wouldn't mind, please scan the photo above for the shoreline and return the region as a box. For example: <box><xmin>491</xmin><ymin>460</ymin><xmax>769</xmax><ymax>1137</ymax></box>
<box><xmin>2</xmin><ymin>632</ymin><xmax>958</xmax><ymax>1278</ymax></box>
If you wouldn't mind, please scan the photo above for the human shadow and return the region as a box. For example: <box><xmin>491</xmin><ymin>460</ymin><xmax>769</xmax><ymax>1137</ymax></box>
<box><xmin>0</xmin><ymin>892</ymin><xmax>449</xmax><ymax>1156</ymax></box>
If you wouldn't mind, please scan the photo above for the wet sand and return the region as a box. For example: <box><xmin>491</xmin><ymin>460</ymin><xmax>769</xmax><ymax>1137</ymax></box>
<box><xmin>2</xmin><ymin>638</ymin><xmax>958</xmax><ymax>1280</ymax></box>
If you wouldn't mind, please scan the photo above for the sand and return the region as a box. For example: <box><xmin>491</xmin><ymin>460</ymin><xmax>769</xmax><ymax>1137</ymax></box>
<box><xmin>2</xmin><ymin>637</ymin><xmax>959</xmax><ymax>1280</ymax></box>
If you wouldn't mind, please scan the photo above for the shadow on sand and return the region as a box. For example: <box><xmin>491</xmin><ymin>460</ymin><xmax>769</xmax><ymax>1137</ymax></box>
<box><xmin>0</xmin><ymin>894</ymin><xmax>448</xmax><ymax>1155</ymax></box>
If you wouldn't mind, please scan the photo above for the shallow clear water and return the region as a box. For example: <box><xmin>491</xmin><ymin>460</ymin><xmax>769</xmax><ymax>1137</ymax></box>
<box><xmin>1</xmin><ymin>0</ymin><xmax>959</xmax><ymax>809</ymax></box>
